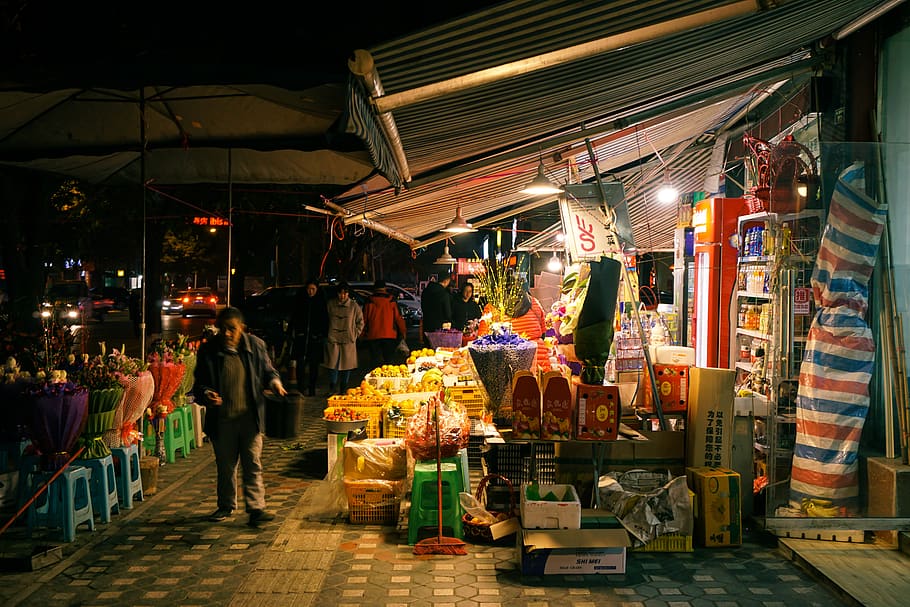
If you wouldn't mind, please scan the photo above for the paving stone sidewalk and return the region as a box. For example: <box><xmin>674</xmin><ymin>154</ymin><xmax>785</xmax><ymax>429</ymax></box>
<box><xmin>1</xmin><ymin>392</ymin><xmax>856</xmax><ymax>607</ymax></box>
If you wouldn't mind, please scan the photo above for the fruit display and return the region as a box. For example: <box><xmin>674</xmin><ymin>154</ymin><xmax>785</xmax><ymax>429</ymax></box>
<box><xmin>440</xmin><ymin>349</ymin><xmax>474</xmax><ymax>377</ymax></box>
<box><xmin>369</xmin><ymin>364</ymin><xmax>410</xmax><ymax>378</ymax></box>
<box><xmin>406</xmin><ymin>348</ymin><xmax>436</xmax><ymax>365</ymax></box>
<box><xmin>323</xmin><ymin>407</ymin><xmax>368</xmax><ymax>422</ymax></box>
<box><xmin>417</xmin><ymin>367</ymin><xmax>444</xmax><ymax>392</ymax></box>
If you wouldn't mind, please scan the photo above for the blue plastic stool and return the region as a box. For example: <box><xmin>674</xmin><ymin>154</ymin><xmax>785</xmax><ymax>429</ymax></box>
<box><xmin>27</xmin><ymin>465</ymin><xmax>95</xmax><ymax>542</ymax></box>
<box><xmin>82</xmin><ymin>454</ymin><xmax>120</xmax><ymax>523</ymax></box>
<box><xmin>16</xmin><ymin>453</ymin><xmax>41</xmax><ymax>509</ymax></box>
<box><xmin>180</xmin><ymin>405</ymin><xmax>197</xmax><ymax>451</ymax></box>
<box><xmin>111</xmin><ymin>443</ymin><xmax>144</xmax><ymax>509</ymax></box>
<box><xmin>407</xmin><ymin>461</ymin><xmax>464</xmax><ymax>545</ymax></box>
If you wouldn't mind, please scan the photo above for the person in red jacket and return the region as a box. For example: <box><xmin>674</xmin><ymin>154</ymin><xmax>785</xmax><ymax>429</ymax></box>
<box><xmin>362</xmin><ymin>280</ymin><xmax>407</xmax><ymax>368</ymax></box>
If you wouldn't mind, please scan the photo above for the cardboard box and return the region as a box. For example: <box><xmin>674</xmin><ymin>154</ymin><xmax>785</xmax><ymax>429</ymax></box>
<box><xmin>686</xmin><ymin>367</ymin><xmax>735</xmax><ymax>469</ymax></box>
<box><xmin>520</xmin><ymin>483</ymin><xmax>582</xmax><ymax>529</ymax></box>
<box><xmin>512</xmin><ymin>370</ymin><xmax>542</xmax><ymax>439</ymax></box>
<box><xmin>518</xmin><ymin>528</ymin><xmax>630</xmax><ymax>575</ymax></box>
<box><xmin>343</xmin><ymin>438</ymin><xmax>407</xmax><ymax>480</ymax></box>
<box><xmin>575</xmin><ymin>384</ymin><xmax>619</xmax><ymax>441</ymax></box>
<box><xmin>686</xmin><ymin>466</ymin><xmax>742</xmax><ymax>547</ymax></box>
<box><xmin>540</xmin><ymin>370</ymin><xmax>573</xmax><ymax>440</ymax></box>
<box><xmin>638</xmin><ymin>364</ymin><xmax>690</xmax><ymax>413</ymax></box>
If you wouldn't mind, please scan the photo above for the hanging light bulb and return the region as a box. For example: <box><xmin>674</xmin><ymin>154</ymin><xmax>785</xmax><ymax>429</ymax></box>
<box><xmin>520</xmin><ymin>162</ymin><xmax>563</xmax><ymax>195</ymax></box>
<box><xmin>547</xmin><ymin>252</ymin><xmax>563</xmax><ymax>273</ymax></box>
<box><xmin>657</xmin><ymin>184</ymin><xmax>679</xmax><ymax>204</ymax></box>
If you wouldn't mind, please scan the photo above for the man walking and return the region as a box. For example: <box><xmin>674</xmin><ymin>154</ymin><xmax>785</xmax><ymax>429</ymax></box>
<box><xmin>195</xmin><ymin>307</ymin><xmax>287</xmax><ymax>527</ymax></box>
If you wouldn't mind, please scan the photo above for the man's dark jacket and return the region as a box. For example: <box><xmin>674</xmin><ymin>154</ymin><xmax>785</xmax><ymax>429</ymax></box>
<box><xmin>194</xmin><ymin>332</ymin><xmax>280</xmax><ymax>439</ymax></box>
<box><xmin>420</xmin><ymin>281</ymin><xmax>453</xmax><ymax>333</ymax></box>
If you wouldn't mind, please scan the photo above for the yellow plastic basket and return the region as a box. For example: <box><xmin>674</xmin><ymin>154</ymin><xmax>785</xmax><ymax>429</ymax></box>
<box><xmin>447</xmin><ymin>385</ymin><xmax>488</xmax><ymax>418</ymax></box>
<box><xmin>323</xmin><ymin>406</ymin><xmax>383</xmax><ymax>439</ymax></box>
<box><xmin>633</xmin><ymin>534</ymin><xmax>694</xmax><ymax>552</ymax></box>
<box><xmin>344</xmin><ymin>479</ymin><xmax>403</xmax><ymax>525</ymax></box>
<box><xmin>382</xmin><ymin>402</ymin><xmax>419</xmax><ymax>439</ymax></box>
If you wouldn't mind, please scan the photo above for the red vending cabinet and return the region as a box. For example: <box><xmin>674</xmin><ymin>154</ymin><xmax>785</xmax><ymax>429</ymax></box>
<box><xmin>691</xmin><ymin>197</ymin><xmax>749</xmax><ymax>368</ymax></box>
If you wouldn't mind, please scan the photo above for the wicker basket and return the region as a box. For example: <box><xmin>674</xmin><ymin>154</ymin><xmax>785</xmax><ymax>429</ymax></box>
<box><xmin>462</xmin><ymin>473</ymin><xmax>516</xmax><ymax>543</ymax></box>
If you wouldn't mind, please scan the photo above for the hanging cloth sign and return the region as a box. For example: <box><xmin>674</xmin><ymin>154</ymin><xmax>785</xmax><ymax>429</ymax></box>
<box><xmin>559</xmin><ymin>183</ymin><xmax>635</xmax><ymax>260</ymax></box>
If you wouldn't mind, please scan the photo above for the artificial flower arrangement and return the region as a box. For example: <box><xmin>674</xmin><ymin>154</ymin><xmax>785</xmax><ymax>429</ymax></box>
<box><xmin>72</xmin><ymin>344</ymin><xmax>126</xmax><ymax>459</ymax></box>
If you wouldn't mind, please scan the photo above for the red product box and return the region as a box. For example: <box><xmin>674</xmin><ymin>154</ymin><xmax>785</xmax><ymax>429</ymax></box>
<box><xmin>639</xmin><ymin>364</ymin><xmax>690</xmax><ymax>413</ymax></box>
<box><xmin>575</xmin><ymin>384</ymin><xmax>619</xmax><ymax>441</ymax></box>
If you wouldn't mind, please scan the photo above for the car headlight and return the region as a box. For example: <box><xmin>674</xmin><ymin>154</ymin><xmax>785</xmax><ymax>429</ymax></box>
<box><xmin>67</xmin><ymin>309</ymin><xmax>79</xmax><ymax>319</ymax></box>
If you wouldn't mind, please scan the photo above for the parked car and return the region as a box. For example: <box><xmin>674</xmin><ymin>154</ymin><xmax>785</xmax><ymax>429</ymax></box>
<box><xmin>42</xmin><ymin>280</ymin><xmax>97</xmax><ymax>323</ymax></box>
<box><xmin>99</xmin><ymin>286</ymin><xmax>130</xmax><ymax>310</ymax></box>
<box><xmin>178</xmin><ymin>288</ymin><xmax>218</xmax><ymax>317</ymax></box>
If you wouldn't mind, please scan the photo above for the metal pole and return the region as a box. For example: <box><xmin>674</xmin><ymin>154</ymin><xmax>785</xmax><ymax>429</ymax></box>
<box><xmin>140</xmin><ymin>89</ymin><xmax>147</xmax><ymax>357</ymax></box>
<box><xmin>227</xmin><ymin>149</ymin><xmax>233</xmax><ymax>307</ymax></box>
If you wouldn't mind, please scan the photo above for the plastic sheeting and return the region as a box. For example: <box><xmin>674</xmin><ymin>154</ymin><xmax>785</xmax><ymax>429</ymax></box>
<box><xmin>790</xmin><ymin>162</ymin><xmax>887</xmax><ymax>510</ymax></box>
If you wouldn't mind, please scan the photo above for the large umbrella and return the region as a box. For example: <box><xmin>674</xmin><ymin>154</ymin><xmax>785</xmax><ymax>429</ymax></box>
<box><xmin>789</xmin><ymin>162</ymin><xmax>888</xmax><ymax>513</ymax></box>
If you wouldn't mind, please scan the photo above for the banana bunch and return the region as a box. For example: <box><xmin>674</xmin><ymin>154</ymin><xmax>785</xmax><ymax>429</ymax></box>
<box><xmin>419</xmin><ymin>367</ymin><xmax>444</xmax><ymax>391</ymax></box>
<box><xmin>801</xmin><ymin>497</ymin><xmax>841</xmax><ymax>518</ymax></box>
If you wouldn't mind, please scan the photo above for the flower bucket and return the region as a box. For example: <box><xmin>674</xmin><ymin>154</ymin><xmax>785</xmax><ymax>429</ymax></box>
<box><xmin>28</xmin><ymin>383</ymin><xmax>89</xmax><ymax>471</ymax></box>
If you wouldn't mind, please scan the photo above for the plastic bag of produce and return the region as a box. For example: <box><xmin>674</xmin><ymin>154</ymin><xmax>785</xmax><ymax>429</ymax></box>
<box><xmin>405</xmin><ymin>391</ymin><xmax>470</xmax><ymax>461</ymax></box>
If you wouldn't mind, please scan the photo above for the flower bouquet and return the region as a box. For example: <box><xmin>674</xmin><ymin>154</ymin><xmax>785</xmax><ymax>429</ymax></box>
<box><xmin>0</xmin><ymin>357</ymin><xmax>35</xmax><ymax>442</ymax></box>
<box><xmin>27</xmin><ymin>378</ymin><xmax>89</xmax><ymax>470</ymax></box>
<box><xmin>170</xmin><ymin>335</ymin><xmax>197</xmax><ymax>407</ymax></box>
<box><xmin>101</xmin><ymin>347</ymin><xmax>153</xmax><ymax>448</ymax></box>
<box><xmin>146</xmin><ymin>340</ymin><xmax>188</xmax><ymax>464</ymax></box>
<box><xmin>73</xmin><ymin>347</ymin><xmax>125</xmax><ymax>459</ymax></box>
<box><xmin>467</xmin><ymin>326</ymin><xmax>537</xmax><ymax>419</ymax></box>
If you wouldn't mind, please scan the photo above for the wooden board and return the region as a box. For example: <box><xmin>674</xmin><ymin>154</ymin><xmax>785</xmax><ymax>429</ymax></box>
<box><xmin>780</xmin><ymin>537</ymin><xmax>910</xmax><ymax>607</ymax></box>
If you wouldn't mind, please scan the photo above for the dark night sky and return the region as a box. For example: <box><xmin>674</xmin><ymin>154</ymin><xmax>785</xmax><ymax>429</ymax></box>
<box><xmin>0</xmin><ymin>0</ymin><xmax>499</xmax><ymax>89</ymax></box>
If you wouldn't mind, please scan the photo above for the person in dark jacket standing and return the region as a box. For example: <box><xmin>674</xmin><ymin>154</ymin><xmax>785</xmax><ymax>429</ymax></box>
<box><xmin>451</xmin><ymin>282</ymin><xmax>483</xmax><ymax>332</ymax></box>
<box><xmin>362</xmin><ymin>280</ymin><xmax>407</xmax><ymax>368</ymax></box>
<box><xmin>420</xmin><ymin>273</ymin><xmax>454</xmax><ymax>343</ymax></box>
<box><xmin>291</xmin><ymin>279</ymin><xmax>328</xmax><ymax>396</ymax></box>
<box><xmin>195</xmin><ymin>307</ymin><xmax>286</xmax><ymax>527</ymax></box>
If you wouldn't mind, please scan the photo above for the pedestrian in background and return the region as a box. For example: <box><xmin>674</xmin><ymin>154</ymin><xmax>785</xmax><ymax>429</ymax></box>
<box><xmin>290</xmin><ymin>279</ymin><xmax>328</xmax><ymax>396</ymax></box>
<box><xmin>362</xmin><ymin>279</ymin><xmax>407</xmax><ymax>368</ymax></box>
<box><xmin>452</xmin><ymin>281</ymin><xmax>482</xmax><ymax>331</ymax></box>
<box><xmin>420</xmin><ymin>272</ymin><xmax>454</xmax><ymax>343</ymax></box>
<box><xmin>323</xmin><ymin>282</ymin><xmax>364</xmax><ymax>395</ymax></box>
<box><xmin>195</xmin><ymin>307</ymin><xmax>286</xmax><ymax>527</ymax></box>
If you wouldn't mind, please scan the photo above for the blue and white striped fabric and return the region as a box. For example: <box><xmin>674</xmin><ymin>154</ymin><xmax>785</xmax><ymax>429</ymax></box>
<box><xmin>790</xmin><ymin>162</ymin><xmax>887</xmax><ymax>511</ymax></box>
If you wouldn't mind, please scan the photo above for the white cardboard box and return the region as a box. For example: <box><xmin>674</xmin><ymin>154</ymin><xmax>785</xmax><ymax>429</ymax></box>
<box><xmin>520</xmin><ymin>483</ymin><xmax>581</xmax><ymax>529</ymax></box>
<box><xmin>518</xmin><ymin>528</ymin><xmax>630</xmax><ymax>575</ymax></box>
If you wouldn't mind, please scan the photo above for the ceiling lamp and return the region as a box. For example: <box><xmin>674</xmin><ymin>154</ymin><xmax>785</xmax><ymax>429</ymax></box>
<box><xmin>547</xmin><ymin>252</ymin><xmax>563</xmax><ymax>273</ymax></box>
<box><xmin>520</xmin><ymin>162</ymin><xmax>563</xmax><ymax>195</ymax></box>
<box><xmin>656</xmin><ymin>184</ymin><xmax>679</xmax><ymax>204</ymax></box>
<box><xmin>434</xmin><ymin>243</ymin><xmax>457</xmax><ymax>265</ymax></box>
<box><xmin>440</xmin><ymin>206</ymin><xmax>477</xmax><ymax>233</ymax></box>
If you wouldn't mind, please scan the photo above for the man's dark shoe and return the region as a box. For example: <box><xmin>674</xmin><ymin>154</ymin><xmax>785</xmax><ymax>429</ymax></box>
<box><xmin>208</xmin><ymin>508</ymin><xmax>233</xmax><ymax>522</ymax></box>
<box><xmin>248</xmin><ymin>509</ymin><xmax>276</xmax><ymax>526</ymax></box>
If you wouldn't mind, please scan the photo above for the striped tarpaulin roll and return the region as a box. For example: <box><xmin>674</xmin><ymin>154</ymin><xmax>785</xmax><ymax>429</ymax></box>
<box><xmin>790</xmin><ymin>161</ymin><xmax>887</xmax><ymax>512</ymax></box>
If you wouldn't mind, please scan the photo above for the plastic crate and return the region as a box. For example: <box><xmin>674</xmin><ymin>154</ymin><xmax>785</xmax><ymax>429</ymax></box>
<box><xmin>448</xmin><ymin>385</ymin><xmax>488</xmax><ymax>418</ymax></box>
<box><xmin>633</xmin><ymin>534</ymin><xmax>693</xmax><ymax>552</ymax></box>
<box><xmin>344</xmin><ymin>479</ymin><xmax>404</xmax><ymax>524</ymax></box>
<box><xmin>326</xmin><ymin>394</ymin><xmax>390</xmax><ymax>408</ymax></box>
<box><xmin>382</xmin><ymin>402</ymin><xmax>418</xmax><ymax>439</ymax></box>
<box><xmin>483</xmin><ymin>442</ymin><xmax>556</xmax><ymax>485</ymax></box>
<box><xmin>323</xmin><ymin>406</ymin><xmax>383</xmax><ymax>439</ymax></box>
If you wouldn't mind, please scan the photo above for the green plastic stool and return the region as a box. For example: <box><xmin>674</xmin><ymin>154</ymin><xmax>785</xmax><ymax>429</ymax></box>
<box><xmin>407</xmin><ymin>461</ymin><xmax>463</xmax><ymax>545</ymax></box>
<box><xmin>164</xmin><ymin>410</ymin><xmax>188</xmax><ymax>463</ymax></box>
<box><xmin>180</xmin><ymin>405</ymin><xmax>196</xmax><ymax>451</ymax></box>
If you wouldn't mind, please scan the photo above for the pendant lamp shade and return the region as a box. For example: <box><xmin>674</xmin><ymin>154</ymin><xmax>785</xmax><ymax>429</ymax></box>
<box><xmin>520</xmin><ymin>162</ymin><xmax>563</xmax><ymax>195</ymax></box>
<box><xmin>441</xmin><ymin>206</ymin><xmax>476</xmax><ymax>233</ymax></box>
<box><xmin>434</xmin><ymin>243</ymin><xmax>457</xmax><ymax>265</ymax></box>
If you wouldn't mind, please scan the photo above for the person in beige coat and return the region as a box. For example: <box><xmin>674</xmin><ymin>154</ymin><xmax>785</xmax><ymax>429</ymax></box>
<box><xmin>323</xmin><ymin>282</ymin><xmax>364</xmax><ymax>395</ymax></box>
